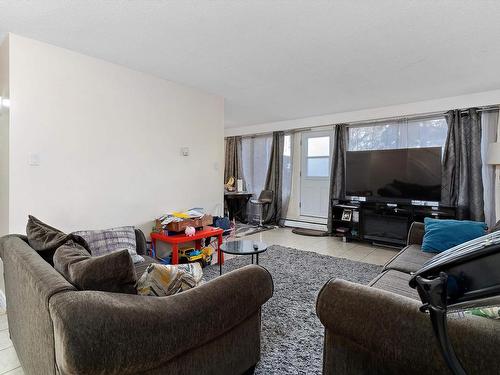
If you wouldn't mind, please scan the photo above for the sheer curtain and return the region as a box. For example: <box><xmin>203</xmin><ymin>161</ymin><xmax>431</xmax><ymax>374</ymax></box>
<box><xmin>240</xmin><ymin>133</ymin><xmax>293</xmax><ymax>225</ymax></box>
<box><xmin>261</xmin><ymin>132</ymin><xmax>294</xmax><ymax>225</ymax></box>
<box><xmin>348</xmin><ymin>117</ymin><xmax>448</xmax><ymax>151</ymax></box>
<box><xmin>481</xmin><ymin>110</ymin><xmax>498</xmax><ymax>227</ymax></box>
<box><xmin>241</xmin><ymin>134</ymin><xmax>273</xmax><ymax>219</ymax></box>
<box><xmin>281</xmin><ymin>133</ymin><xmax>293</xmax><ymax>225</ymax></box>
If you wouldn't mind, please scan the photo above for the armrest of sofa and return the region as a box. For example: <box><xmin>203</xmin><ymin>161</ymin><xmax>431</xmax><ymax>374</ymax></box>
<box><xmin>0</xmin><ymin>234</ymin><xmax>29</xmax><ymax>258</ymax></box>
<box><xmin>49</xmin><ymin>265</ymin><xmax>273</xmax><ymax>375</ymax></box>
<box><xmin>407</xmin><ymin>221</ymin><xmax>424</xmax><ymax>245</ymax></box>
<box><xmin>316</xmin><ymin>278</ymin><xmax>500</xmax><ymax>374</ymax></box>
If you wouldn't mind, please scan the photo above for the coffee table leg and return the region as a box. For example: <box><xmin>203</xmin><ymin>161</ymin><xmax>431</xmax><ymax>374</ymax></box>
<box><xmin>219</xmin><ymin>258</ymin><xmax>222</xmax><ymax>275</ymax></box>
<box><xmin>256</xmin><ymin>253</ymin><xmax>259</xmax><ymax>265</ymax></box>
<box><xmin>251</xmin><ymin>254</ymin><xmax>254</xmax><ymax>264</ymax></box>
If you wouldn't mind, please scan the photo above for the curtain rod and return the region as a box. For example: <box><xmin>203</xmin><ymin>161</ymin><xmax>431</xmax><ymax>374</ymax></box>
<box><xmin>347</xmin><ymin>105</ymin><xmax>499</xmax><ymax>128</ymax></box>
<box><xmin>228</xmin><ymin>105</ymin><xmax>499</xmax><ymax>138</ymax></box>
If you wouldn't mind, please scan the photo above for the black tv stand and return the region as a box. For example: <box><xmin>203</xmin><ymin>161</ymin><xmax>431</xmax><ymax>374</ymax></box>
<box><xmin>330</xmin><ymin>200</ymin><xmax>456</xmax><ymax>248</ymax></box>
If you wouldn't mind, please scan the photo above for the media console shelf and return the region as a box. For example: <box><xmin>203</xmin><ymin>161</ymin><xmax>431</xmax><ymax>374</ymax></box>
<box><xmin>330</xmin><ymin>200</ymin><xmax>456</xmax><ymax>248</ymax></box>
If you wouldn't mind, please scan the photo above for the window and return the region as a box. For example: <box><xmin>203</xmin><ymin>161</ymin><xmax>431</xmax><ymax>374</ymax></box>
<box><xmin>348</xmin><ymin>117</ymin><xmax>448</xmax><ymax>151</ymax></box>
<box><xmin>241</xmin><ymin>135</ymin><xmax>273</xmax><ymax>194</ymax></box>
<box><xmin>283</xmin><ymin>134</ymin><xmax>291</xmax><ymax>157</ymax></box>
<box><xmin>305</xmin><ymin>135</ymin><xmax>330</xmax><ymax>177</ymax></box>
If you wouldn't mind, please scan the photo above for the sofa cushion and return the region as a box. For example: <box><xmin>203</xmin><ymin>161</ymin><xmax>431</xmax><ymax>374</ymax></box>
<box><xmin>53</xmin><ymin>241</ymin><xmax>137</xmax><ymax>294</ymax></box>
<box><xmin>369</xmin><ymin>269</ymin><xmax>420</xmax><ymax>300</ymax></box>
<box><xmin>26</xmin><ymin>215</ymin><xmax>88</xmax><ymax>265</ymax></box>
<box><xmin>422</xmin><ymin>217</ymin><xmax>487</xmax><ymax>253</ymax></box>
<box><xmin>73</xmin><ymin>226</ymin><xmax>144</xmax><ymax>263</ymax></box>
<box><xmin>383</xmin><ymin>244</ymin><xmax>435</xmax><ymax>273</ymax></box>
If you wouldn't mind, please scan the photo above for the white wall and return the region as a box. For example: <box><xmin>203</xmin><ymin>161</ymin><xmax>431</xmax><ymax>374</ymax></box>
<box><xmin>225</xmin><ymin>89</ymin><xmax>500</xmax><ymax>136</ymax></box>
<box><xmin>0</xmin><ymin>35</ymin><xmax>9</xmax><ymax>236</ymax></box>
<box><xmin>8</xmin><ymin>34</ymin><xmax>224</xmax><ymax>235</ymax></box>
<box><xmin>0</xmin><ymin>35</ymin><xmax>9</xmax><ymax>308</ymax></box>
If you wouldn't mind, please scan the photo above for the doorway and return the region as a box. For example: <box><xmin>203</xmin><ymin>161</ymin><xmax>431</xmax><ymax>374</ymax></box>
<box><xmin>300</xmin><ymin>131</ymin><xmax>332</xmax><ymax>218</ymax></box>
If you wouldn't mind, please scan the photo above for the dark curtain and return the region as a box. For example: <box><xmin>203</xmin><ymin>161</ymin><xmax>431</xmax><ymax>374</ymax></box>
<box><xmin>441</xmin><ymin>109</ymin><xmax>485</xmax><ymax>221</ymax></box>
<box><xmin>224</xmin><ymin>136</ymin><xmax>243</xmax><ymax>184</ymax></box>
<box><xmin>327</xmin><ymin>124</ymin><xmax>348</xmax><ymax>234</ymax></box>
<box><xmin>263</xmin><ymin>131</ymin><xmax>284</xmax><ymax>225</ymax></box>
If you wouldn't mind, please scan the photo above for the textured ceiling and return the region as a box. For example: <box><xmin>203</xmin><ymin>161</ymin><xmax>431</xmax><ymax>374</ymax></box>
<box><xmin>1</xmin><ymin>1</ymin><xmax>500</xmax><ymax>127</ymax></box>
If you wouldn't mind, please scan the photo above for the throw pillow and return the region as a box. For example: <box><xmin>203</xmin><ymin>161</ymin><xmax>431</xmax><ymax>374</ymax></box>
<box><xmin>72</xmin><ymin>226</ymin><xmax>144</xmax><ymax>263</ymax></box>
<box><xmin>26</xmin><ymin>215</ymin><xmax>89</xmax><ymax>264</ymax></box>
<box><xmin>452</xmin><ymin>306</ymin><xmax>500</xmax><ymax>320</ymax></box>
<box><xmin>53</xmin><ymin>241</ymin><xmax>137</xmax><ymax>294</ymax></box>
<box><xmin>136</xmin><ymin>263</ymin><xmax>203</xmax><ymax>297</ymax></box>
<box><xmin>422</xmin><ymin>217</ymin><xmax>487</xmax><ymax>253</ymax></box>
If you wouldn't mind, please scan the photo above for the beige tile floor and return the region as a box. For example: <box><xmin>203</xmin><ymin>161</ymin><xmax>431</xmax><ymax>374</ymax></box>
<box><xmin>238</xmin><ymin>227</ymin><xmax>398</xmax><ymax>265</ymax></box>
<box><xmin>0</xmin><ymin>227</ymin><xmax>397</xmax><ymax>373</ymax></box>
<box><xmin>0</xmin><ymin>314</ymin><xmax>21</xmax><ymax>375</ymax></box>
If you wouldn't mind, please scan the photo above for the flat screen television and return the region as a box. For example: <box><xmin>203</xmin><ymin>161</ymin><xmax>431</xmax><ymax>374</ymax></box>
<box><xmin>345</xmin><ymin>147</ymin><xmax>442</xmax><ymax>203</ymax></box>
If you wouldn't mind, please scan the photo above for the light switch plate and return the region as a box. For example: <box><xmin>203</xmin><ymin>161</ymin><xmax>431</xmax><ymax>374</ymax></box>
<box><xmin>181</xmin><ymin>147</ymin><xmax>189</xmax><ymax>156</ymax></box>
<box><xmin>28</xmin><ymin>153</ymin><xmax>40</xmax><ymax>166</ymax></box>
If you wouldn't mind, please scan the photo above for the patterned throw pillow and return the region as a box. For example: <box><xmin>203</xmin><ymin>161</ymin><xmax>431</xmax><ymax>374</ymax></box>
<box><xmin>136</xmin><ymin>263</ymin><xmax>203</xmax><ymax>296</ymax></box>
<box><xmin>466</xmin><ymin>307</ymin><xmax>500</xmax><ymax>319</ymax></box>
<box><xmin>73</xmin><ymin>226</ymin><xmax>144</xmax><ymax>264</ymax></box>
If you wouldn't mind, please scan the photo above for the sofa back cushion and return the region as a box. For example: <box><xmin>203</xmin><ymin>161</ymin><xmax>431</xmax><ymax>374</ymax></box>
<box><xmin>422</xmin><ymin>217</ymin><xmax>487</xmax><ymax>253</ymax></box>
<box><xmin>26</xmin><ymin>215</ymin><xmax>68</xmax><ymax>251</ymax></box>
<box><xmin>73</xmin><ymin>226</ymin><xmax>144</xmax><ymax>263</ymax></box>
<box><xmin>53</xmin><ymin>242</ymin><xmax>137</xmax><ymax>294</ymax></box>
<box><xmin>26</xmin><ymin>215</ymin><xmax>89</xmax><ymax>265</ymax></box>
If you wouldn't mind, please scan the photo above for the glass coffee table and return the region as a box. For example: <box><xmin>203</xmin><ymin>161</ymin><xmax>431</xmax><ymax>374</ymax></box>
<box><xmin>219</xmin><ymin>240</ymin><xmax>267</xmax><ymax>275</ymax></box>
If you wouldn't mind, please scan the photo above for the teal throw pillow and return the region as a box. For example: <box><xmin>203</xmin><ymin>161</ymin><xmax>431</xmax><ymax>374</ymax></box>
<box><xmin>421</xmin><ymin>217</ymin><xmax>487</xmax><ymax>253</ymax></box>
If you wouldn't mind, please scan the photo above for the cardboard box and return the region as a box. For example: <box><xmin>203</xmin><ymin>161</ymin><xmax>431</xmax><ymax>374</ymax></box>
<box><xmin>166</xmin><ymin>215</ymin><xmax>213</xmax><ymax>232</ymax></box>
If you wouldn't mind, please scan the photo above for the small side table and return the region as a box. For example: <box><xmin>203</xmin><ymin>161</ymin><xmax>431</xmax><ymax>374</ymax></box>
<box><xmin>219</xmin><ymin>240</ymin><xmax>267</xmax><ymax>275</ymax></box>
<box><xmin>150</xmin><ymin>227</ymin><xmax>224</xmax><ymax>265</ymax></box>
<box><xmin>224</xmin><ymin>192</ymin><xmax>253</xmax><ymax>222</ymax></box>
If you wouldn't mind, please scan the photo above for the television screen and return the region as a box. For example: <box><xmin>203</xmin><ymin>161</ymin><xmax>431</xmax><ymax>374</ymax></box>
<box><xmin>345</xmin><ymin>147</ymin><xmax>442</xmax><ymax>202</ymax></box>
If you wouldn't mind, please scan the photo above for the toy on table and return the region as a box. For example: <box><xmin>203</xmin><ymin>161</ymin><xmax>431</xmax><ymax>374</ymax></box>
<box><xmin>224</xmin><ymin>176</ymin><xmax>236</xmax><ymax>192</ymax></box>
<box><xmin>185</xmin><ymin>226</ymin><xmax>196</xmax><ymax>236</ymax></box>
<box><xmin>153</xmin><ymin>209</ymin><xmax>213</xmax><ymax>235</ymax></box>
<box><xmin>178</xmin><ymin>247</ymin><xmax>214</xmax><ymax>267</ymax></box>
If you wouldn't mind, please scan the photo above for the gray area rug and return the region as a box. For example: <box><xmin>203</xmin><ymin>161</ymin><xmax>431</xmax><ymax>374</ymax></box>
<box><xmin>203</xmin><ymin>245</ymin><xmax>382</xmax><ymax>374</ymax></box>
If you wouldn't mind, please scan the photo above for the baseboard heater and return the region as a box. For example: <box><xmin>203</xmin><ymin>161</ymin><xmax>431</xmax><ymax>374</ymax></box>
<box><xmin>283</xmin><ymin>219</ymin><xmax>328</xmax><ymax>232</ymax></box>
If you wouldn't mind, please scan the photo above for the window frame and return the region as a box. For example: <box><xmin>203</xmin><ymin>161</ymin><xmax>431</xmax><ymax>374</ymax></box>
<box><xmin>301</xmin><ymin>131</ymin><xmax>333</xmax><ymax>180</ymax></box>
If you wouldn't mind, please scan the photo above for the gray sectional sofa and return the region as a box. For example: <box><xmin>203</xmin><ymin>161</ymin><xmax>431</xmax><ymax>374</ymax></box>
<box><xmin>0</xmin><ymin>233</ymin><xmax>273</xmax><ymax>375</ymax></box>
<box><xmin>317</xmin><ymin>222</ymin><xmax>500</xmax><ymax>374</ymax></box>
